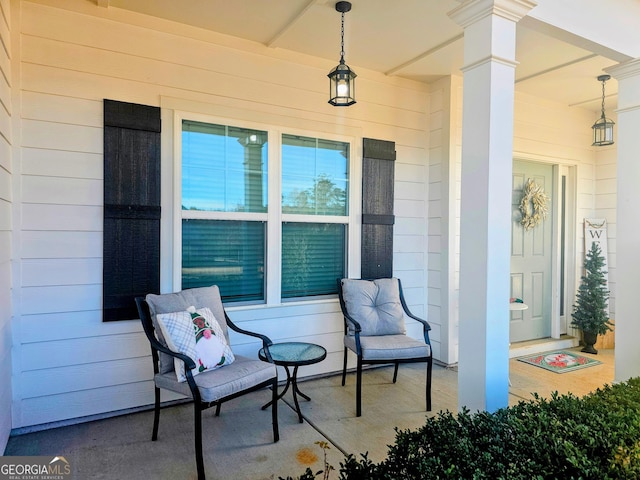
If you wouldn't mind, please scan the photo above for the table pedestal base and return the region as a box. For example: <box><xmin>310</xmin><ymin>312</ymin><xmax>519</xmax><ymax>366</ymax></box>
<box><xmin>258</xmin><ymin>342</ymin><xmax>326</xmax><ymax>424</ymax></box>
<box><xmin>262</xmin><ymin>365</ymin><xmax>309</xmax><ymax>423</ymax></box>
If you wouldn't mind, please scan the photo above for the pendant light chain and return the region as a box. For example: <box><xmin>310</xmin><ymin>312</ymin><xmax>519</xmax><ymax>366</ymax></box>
<box><xmin>600</xmin><ymin>79</ymin><xmax>606</xmax><ymax>118</ymax></box>
<box><xmin>340</xmin><ymin>11</ymin><xmax>345</xmax><ymax>61</ymax></box>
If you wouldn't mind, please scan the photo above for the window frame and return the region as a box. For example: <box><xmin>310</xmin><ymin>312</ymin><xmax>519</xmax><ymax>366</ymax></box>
<box><xmin>173</xmin><ymin>110</ymin><xmax>362</xmax><ymax>306</ymax></box>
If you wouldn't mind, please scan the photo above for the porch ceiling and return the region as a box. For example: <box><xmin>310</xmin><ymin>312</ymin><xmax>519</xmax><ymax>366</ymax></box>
<box><xmin>103</xmin><ymin>0</ymin><xmax>619</xmax><ymax>113</ymax></box>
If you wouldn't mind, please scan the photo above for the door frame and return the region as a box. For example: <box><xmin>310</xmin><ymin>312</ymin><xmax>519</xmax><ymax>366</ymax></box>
<box><xmin>552</xmin><ymin>163</ymin><xmax>578</xmax><ymax>338</ymax></box>
<box><xmin>513</xmin><ymin>155</ymin><xmax>577</xmax><ymax>340</ymax></box>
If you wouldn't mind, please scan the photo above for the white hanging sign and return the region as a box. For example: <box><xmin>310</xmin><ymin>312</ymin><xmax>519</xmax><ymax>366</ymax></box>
<box><xmin>584</xmin><ymin>218</ymin><xmax>609</xmax><ymax>315</ymax></box>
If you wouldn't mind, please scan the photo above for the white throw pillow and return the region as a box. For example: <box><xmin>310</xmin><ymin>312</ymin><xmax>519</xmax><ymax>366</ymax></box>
<box><xmin>156</xmin><ymin>306</ymin><xmax>235</xmax><ymax>382</ymax></box>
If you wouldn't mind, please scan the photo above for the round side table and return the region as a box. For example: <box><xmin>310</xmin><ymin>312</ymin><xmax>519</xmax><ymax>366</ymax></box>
<box><xmin>258</xmin><ymin>342</ymin><xmax>327</xmax><ymax>423</ymax></box>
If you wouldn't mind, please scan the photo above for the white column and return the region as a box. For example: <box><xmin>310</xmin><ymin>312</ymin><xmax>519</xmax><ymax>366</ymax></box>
<box><xmin>449</xmin><ymin>0</ymin><xmax>536</xmax><ymax>412</ymax></box>
<box><xmin>605</xmin><ymin>59</ymin><xmax>640</xmax><ymax>384</ymax></box>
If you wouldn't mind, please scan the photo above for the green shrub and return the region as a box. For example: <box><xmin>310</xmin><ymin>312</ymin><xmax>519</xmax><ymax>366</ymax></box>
<box><xmin>282</xmin><ymin>378</ymin><xmax>640</xmax><ymax>480</ymax></box>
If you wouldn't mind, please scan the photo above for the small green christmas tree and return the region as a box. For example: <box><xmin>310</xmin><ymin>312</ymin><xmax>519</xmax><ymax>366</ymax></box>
<box><xmin>571</xmin><ymin>242</ymin><xmax>611</xmax><ymax>337</ymax></box>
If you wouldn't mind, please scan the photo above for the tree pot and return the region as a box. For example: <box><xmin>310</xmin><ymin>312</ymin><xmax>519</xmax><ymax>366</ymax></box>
<box><xmin>581</xmin><ymin>331</ymin><xmax>598</xmax><ymax>354</ymax></box>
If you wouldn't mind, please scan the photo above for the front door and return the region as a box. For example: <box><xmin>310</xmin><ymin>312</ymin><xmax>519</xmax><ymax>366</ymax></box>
<box><xmin>510</xmin><ymin>160</ymin><xmax>553</xmax><ymax>342</ymax></box>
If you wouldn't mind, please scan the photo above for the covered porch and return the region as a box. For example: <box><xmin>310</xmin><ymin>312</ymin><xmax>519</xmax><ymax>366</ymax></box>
<box><xmin>3</xmin><ymin>0</ymin><xmax>640</xmax><ymax>460</ymax></box>
<box><xmin>5</xmin><ymin>348</ymin><xmax>614</xmax><ymax>479</ymax></box>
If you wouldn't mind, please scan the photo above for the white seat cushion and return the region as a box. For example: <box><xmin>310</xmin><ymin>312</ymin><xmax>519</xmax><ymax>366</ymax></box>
<box><xmin>344</xmin><ymin>334</ymin><xmax>430</xmax><ymax>361</ymax></box>
<box><xmin>154</xmin><ymin>355</ymin><xmax>276</xmax><ymax>403</ymax></box>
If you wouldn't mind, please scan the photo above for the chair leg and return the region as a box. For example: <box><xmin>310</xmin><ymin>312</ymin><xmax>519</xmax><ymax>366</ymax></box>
<box><xmin>194</xmin><ymin>402</ymin><xmax>205</xmax><ymax>480</ymax></box>
<box><xmin>152</xmin><ymin>386</ymin><xmax>160</xmax><ymax>441</ymax></box>
<box><xmin>341</xmin><ymin>347</ymin><xmax>348</xmax><ymax>386</ymax></box>
<box><xmin>356</xmin><ymin>356</ymin><xmax>363</xmax><ymax>417</ymax></box>
<box><xmin>426</xmin><ymin>357</ymin><xmax>433</xmax><ymax>412</ymax></box>
<box><xmin>271</xmin><ymin>377</ymin><xmax>280</xmax><ymax>442</ymax></box>
<box><xmin>215</xmin><ymin>402</ymin><xmax>221</xmax><ymax>417</ymax></box>
<box><xmin>392</xmin><ymin>362</ymin><xmax>399</xmax><ymax>383</ymax></box>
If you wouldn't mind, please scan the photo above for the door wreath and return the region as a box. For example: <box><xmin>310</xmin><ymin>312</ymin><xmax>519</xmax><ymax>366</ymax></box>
<box><xmin>519</xmin><ymin>178</ymin><xmax>549</xmax><ymax>231</ymax></box>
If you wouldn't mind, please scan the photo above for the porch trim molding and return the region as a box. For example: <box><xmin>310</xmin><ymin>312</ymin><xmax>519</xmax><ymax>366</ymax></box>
<box><xmin>448</xmin><ymin>0</ymin><xmax>537</xmax><ymax>27</ymax></box>
<box><xmin>605</xmin><ymin>57</ymin><xmax>640</xmax><ymax>81</ymax></box>
<box><xmin>460</xmin><ymin>55</ymin><xmax>519</xmax><ymax>72</ymax></box>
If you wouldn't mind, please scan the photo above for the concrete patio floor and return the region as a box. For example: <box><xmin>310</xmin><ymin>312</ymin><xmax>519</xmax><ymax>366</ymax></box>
<box><xmin>4</xmin><ymin>348</ymin><xmax>615</xmax><ymax>480</ymax></box>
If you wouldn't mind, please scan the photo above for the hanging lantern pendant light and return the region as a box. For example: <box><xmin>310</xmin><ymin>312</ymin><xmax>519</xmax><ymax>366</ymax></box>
<box><xmin>592</xmin><ymin>74</ymin><xmax>615</xmax><ymax>146</ymax></box>
<box><xmin>328</xmin><ymin>1</ymin><xmax>356</xmax><ymax>106</ymax></box>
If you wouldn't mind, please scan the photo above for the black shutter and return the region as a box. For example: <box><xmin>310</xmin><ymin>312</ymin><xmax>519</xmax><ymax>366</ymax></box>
<box><xmin>361</xmin><ymin>138</ymin><xmax>395</xmax><ymax>279</ymax></box>
<box><xmin>103</xmin><ymin>99</ymin><xmax>161</xmax><ymax>321</ymax></box>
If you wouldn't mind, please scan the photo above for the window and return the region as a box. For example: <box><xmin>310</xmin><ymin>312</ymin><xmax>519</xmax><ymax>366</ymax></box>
<box><xmin>281</xmin><ymin>135</ymin><xmax>349</xmax><ymax>298</ymax></box>
<box><xmin>181</xmin><ymin>120</ymin><xmax>268</xmax><ymax>302</ymax></box>
<box><xmin>179</xmin><ymin>118</ymin><xmax>351</xmax><ymax>303</ymax></box>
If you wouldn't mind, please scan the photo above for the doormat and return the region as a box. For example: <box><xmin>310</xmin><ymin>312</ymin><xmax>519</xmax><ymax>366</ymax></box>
<box><xmin>517</xmin><ymin>350</ymin><xmax>602</xmax><ymax>374</ymax></box>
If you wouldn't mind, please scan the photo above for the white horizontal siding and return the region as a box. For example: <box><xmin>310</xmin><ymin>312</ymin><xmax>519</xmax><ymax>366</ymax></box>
<box><xmin>396</xmin><ymin>162</ymin><xmax>427</xmax><ymax>183</ymax></box>
<box><xmin>0</xmin><ymin>0</ymin><xmax>10</xmax><ymax>452</ymax></box>
<box><xmin>20</xmin><ymin>381</ymin><xmax>161</xmax><ymax>427</ymax></box>
<box><xmin>21</xmin><ymin>174</ymin><xmax>102</xmax><ymax>206</ymax></box>
<box><xmin>21</xmin><ymin>147</ymin><xmax>102</xmax><ymax>179</ymax></box>
<box><xmin>426</xmin><ymin>76</ymin><xmax>461</xmax><ymax>365</ymax></box>
<box><xmin>394</xmin><ymin>252</ymin><xmax>424</xmax><ymax>271</ymax></box>
<box><xmin>21</xmin><ymin>231</ymin><xmax>102</xmax><ymax>259</ymax></box>
<box><xmin>22</xmin><ymin>204</ymin><xmax>102</xmax><ymax>231</ymax></box>
<box><xmin>19</xmin><ymin>357</ymin><xmax>152</xmax><ymax>398</ymax></box>
<box><xmin>594</xmin><ymin>146</ymin><xmax>617</xmax><ymax>319</ymax></box>
<box><xmin>0</xmin><ymin>196</ymin><xmax>9</xmax><ymax>232</ymax></box>
<box><xmin>21</xmin><ymin>119</ymin><xmax>101</xmax><ymax>153</ymax></box>
<box><xmin>17</xmin><ymin>310</ymin><xmax>139</xmax><ymax>343</ymax></box>
<box><xmin>21</xmin><ymin>91</ymin><xmax>102</xmax><ymax>127</ymax></box>
<box><xmin>21</xmin><ymin>258</ymin><xmax>102</xmax><ymax>286</ymax></box>
<box><xmin>20</xmin><ymin>332</ymin><xmax>148</xmax><ymax>371</ymax></box>
<box><xmin>21</xmin><ymin>285</ymin><xmax>102</xmax><ymax>315</ymax></box>
<box><xmin>13</xmin><ymin>1</ymin><xmax>430</xmax><ymax>428</ymax></box>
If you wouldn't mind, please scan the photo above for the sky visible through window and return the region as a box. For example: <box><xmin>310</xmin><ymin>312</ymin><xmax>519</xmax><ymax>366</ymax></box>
<box><xmin>182</xmin><ymin>121</ymin><xmax>268</xmax><ymax>212</ymax></box>
<box><xmin>182</xmin><ymin>121</ymin><xmax>348</xmax><ymax>215</ymax></box>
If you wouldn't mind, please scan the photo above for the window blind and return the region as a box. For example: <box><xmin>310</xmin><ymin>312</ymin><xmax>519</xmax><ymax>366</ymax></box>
<box><xmin>281</xmin><ymin>223</ymin><xmax>346</xmax><ymax>298</ymax></box>
<box><xmin>182</xmin><ymin>219</ymin><xmax>265</xmax><ymax>302</ymax></box>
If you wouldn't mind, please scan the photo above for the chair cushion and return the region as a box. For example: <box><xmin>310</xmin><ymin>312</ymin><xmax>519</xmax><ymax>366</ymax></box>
<box><xmin>344</xmin><ymin>334</ymin><xmax>431</xmax><ymax>361</ymax></box>
<box><xmin>156</xmin><ymin>307</ymin><xmax>235</xmax><ymax>382</ymax></box>
<box><xmin>341</xmin><ymin>278</ymin><xmax>406</xmax><ymax>336</ymax></box>
<box><xmin>154</xmin><ymin>355</ymin><xmax>276</xmax><ymax>403</ymax></box>
<box><xmin>146</xmin><ymin>286</ymin><xmax>229</xmax><ymax>374</ymax></box>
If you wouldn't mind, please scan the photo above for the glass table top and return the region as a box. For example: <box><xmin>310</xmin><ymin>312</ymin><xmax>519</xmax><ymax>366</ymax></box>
<box><xmin>259</xmin><ymin>341</ymin><xmax>327</xmax><ymax>366</ymax></box>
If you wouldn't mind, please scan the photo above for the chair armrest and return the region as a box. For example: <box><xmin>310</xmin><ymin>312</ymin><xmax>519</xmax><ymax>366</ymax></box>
<box><xmin>152</xmin><ymin>336</ymin><xmax>197</xmax><ymax>371</ymax></box>
<box><xmin>397</xmin><ymin>279</ymin><xmax>432</xmax><ymax>345</ymax></box>
<box><xmin>341</xmin><ymin>309</ymin><xmax>362</xmax><ymax>335</ymax></box>
<box><xmin>404</xmin><ymin>310</ymin><xmax>431</xmax><ymax>331</ymax></box>
<box><xmin>404</xmin><ymin>311</ymin><xmax>432</xmax><ymax>345</ymax></box>
<box><xmin>340</xmin><ymin>308</ymin><xmax>364</xmax><ymax>354</ymax></box>
<box><xmin>144</xmin><ymin>332</ymin><xmax>200</xmax><ymax>400</ymax></box>
<box><xmin>224</xmin><ymin>313</ymin><xmax>276</xmax><ymax>363</ymax></box>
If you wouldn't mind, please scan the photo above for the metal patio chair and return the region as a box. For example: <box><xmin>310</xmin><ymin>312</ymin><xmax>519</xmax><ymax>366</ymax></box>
<box><xmin>338</xmin><ymin>277</ymin><xmax>433</xmax><ymax>416</ymax></box>
<box><xmin>135</xmin><ymin>285</ymin><xmax>279</xmax><ymax>480</ymax></box>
